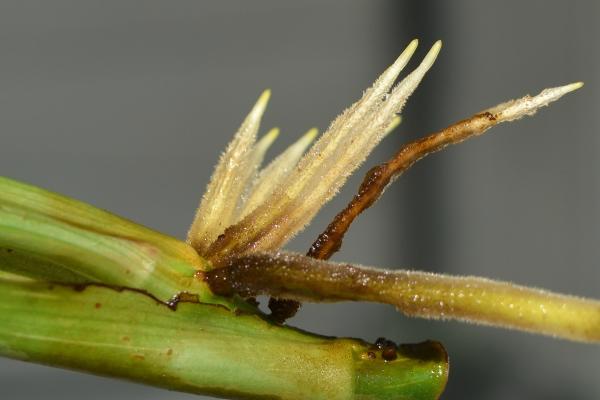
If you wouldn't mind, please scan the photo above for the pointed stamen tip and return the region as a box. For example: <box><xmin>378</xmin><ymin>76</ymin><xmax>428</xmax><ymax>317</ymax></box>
<box><xmin>294</xmin><ymin>128</ymin><xmax>319</xmax><ymax>149</ymax></box>
<box><xmin>382</xmin><ymin>116</ymin><xmax>402</xmax><ymax>137</ymax></box>
<box><xmin>566</xmin><ymin>81</ymin><xmax>584</xmax><ymax>92</ymax></box>
<box><xmin>407</xmin><ymin>38</ymin><xmax>419</xmax><ymax>51</ymax></box>
<box><xmin>394</xmin><ymin>39</ymin><xmax>419</xmax><ymax>65</ymax></box>
<box><xmin>260</xmin><ymin>88</ymin><xmax>272</xmax><ymax>100</ymax></box>
<box><xmin>255</xmin><ymin>127</ymin><xmax>280</xmax><ymax>153</ymax></box>
<box><xmin>304</xmin><ymin>127</ymin><xmax>319</xmax><ymax>141</ymax></box>
<box><xmin>389</xmin><ymin>115</ymin><xmax>402</xmax><ymax>130</ymax></box>
<box><xmin>424</xmin><ymin>41</ymin><xmax>443</xmax><ymax>65</ymax></box>
<box><xmin>245</xmin><ymin>89</ymin><xmax>272</xmax><ymax>122</ymax></box>
<box><xmin>541</xmin><ymin>81</ymin><xmax>584</xmax><ymax>102</ymax></box>
<box><xmin>265</xmin><ymin>127</ymin><xmax>280</xmax><ymax>140</ymax></box>
<box><xmin>256</xmin><ymin>89</ymin><xmax>272</xmax><ymax>109</ymax></box>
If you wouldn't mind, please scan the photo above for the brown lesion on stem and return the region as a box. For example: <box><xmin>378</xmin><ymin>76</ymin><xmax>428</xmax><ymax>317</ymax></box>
<box><xmin>203</xmin><ymin>252</ymin><xmax>600</xmax><ymax>343</ymax></box>
<box><xmin>70</xmin><ymin>282</ymin><xmax>201</xmax><ymax>311</ymax></box>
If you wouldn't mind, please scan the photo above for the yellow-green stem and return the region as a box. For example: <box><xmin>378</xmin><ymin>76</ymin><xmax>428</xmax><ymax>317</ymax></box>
<box><xmin>205</xmin><ymin>253</ymin><xmax>600</xmax><ymax>343</ymax></box>
<box><xmin>0</xmin><ymin>273</ymin><xmax>448</xmax><ymax>400</ymax></box>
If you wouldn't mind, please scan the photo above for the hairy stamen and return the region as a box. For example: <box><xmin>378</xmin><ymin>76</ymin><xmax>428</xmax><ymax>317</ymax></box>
<box><xmin>187</xmin><ymin>90</ymin><xmax>272</xmax><ymax>254</ymax></box>
<box><xmin>205</xmin><ymin>42</ymin><xmax>441</xmax><ymax>265</ymax></box>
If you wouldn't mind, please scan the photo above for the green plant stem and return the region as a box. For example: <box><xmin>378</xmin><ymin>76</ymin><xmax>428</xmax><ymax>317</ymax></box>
<box><xmin>0</xmin><ymin>272</ymin><xmax>448</xmax><ymax>400</ymax></box>
<box><xmin>0</xmin><ymin>176</ymin><xmax>234</xmax><ymax>308</ymax></box>
<box><xmin>0</xmin><ymin>176</ymin><xmax>449</xmax><ymax>399</ymax></box>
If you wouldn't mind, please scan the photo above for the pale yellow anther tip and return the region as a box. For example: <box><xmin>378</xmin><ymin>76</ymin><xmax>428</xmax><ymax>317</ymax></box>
<box><xmin>541</xmin><ymin>81</ymin><xmax>584</xmax><ymax>103</ymax></box>
<box><xmin>303</xmin><ymin>128</ymin><xmax>319</xmax><ymax>142</ymax></box>
<box><xmin>254</xmin><ymin>127</ymin><xmax>280</xmax><ymax>155</ymax></box>
<box><xmin>566</xmin><ymin>81</ymin><xmax>584</xmax><ymax>91</ymax></box>
<box><xmin>257</xmin><ymin>89</ymin><xmax>272</xmax><ymax>108</ymax></box>
<box><xmin>427</xmin><ymin>40</ymin><xmax>443</xmax><ymax>61</ymax></box>
<box><xmin>264</xmin><ymin>127</ymin><xmax>280</xmax><ymax>141</ymax></box>
<box><xmin>407</xmin><ymin>39</ymin><xmax>419</xmax><ymax>52</ymax></box>
<box><xmin>392</xmin><ymin>115</ymin><xmax>402</xmax><ymax>126</ymax></box>
<box><xmin>388</xmin><ymin>115</ymin><xmax>402</xmax><ymax>131</ymax></box>
<box><xmin>395</xmin><ymin>39</ymin><xmax>419</xmax><ymax>65</ymax></box>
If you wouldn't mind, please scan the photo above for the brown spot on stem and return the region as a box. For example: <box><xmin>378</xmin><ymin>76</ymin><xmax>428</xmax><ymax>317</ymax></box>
<box><xmin>267</xmin><ymin>297</ymin><xmax>300</xmax><ymax>323</ymax></box>
<box><xmin>382</xmin><ymin>345</ymin><xmax>398</xmax><ymax>361</ymax></box>
<box><xmin>94</xmin><ymin>303</ymin><xmax>102</xmax><ymax>309</ymax></box>
<box><xmin>483</xmin><ymin>111</ymin><xmax>497</xmax><ymax>121</ymax></box>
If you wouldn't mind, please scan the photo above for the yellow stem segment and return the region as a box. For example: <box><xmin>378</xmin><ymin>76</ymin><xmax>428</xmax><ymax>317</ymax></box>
<box><xmin>204</xmin><ymin>252</ymin><xmax>600</xmax><ymax>343</ymax></box>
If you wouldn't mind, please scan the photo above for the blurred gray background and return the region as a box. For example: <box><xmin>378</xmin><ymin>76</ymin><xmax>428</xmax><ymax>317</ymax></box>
<box><xmin>1</xmin><ymin>1</ymin><xmax>598</xmax><ymax>399</ymax></box>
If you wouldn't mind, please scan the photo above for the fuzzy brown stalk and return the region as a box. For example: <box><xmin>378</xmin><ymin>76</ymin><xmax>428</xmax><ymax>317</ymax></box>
<box><xmin>308</xmin><ymin>111</ymin><xmax>501</xmax><ymax>260</ymax></box>
<box><xmin>204</xmin><ymin>252</ymin><xmax>600</xmax><ymax>343</ymax></box>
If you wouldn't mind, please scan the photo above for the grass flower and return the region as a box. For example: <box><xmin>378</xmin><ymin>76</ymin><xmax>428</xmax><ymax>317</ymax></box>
<box><xmin>186</xmin><ymin>40</ymin><xmax>597</xmax><ymax>342</ymax></box>
<box><xmin>0</xmin><ymin>39</ymin><xmax>598</xmax><ymax>400</ymax></box>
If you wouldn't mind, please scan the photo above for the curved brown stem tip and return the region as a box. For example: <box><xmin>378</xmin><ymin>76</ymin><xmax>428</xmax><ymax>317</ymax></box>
<box><xmin>308</xmin><ymin>82</ymin><xmax>584</xmax><ymax>260</ymax></box>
